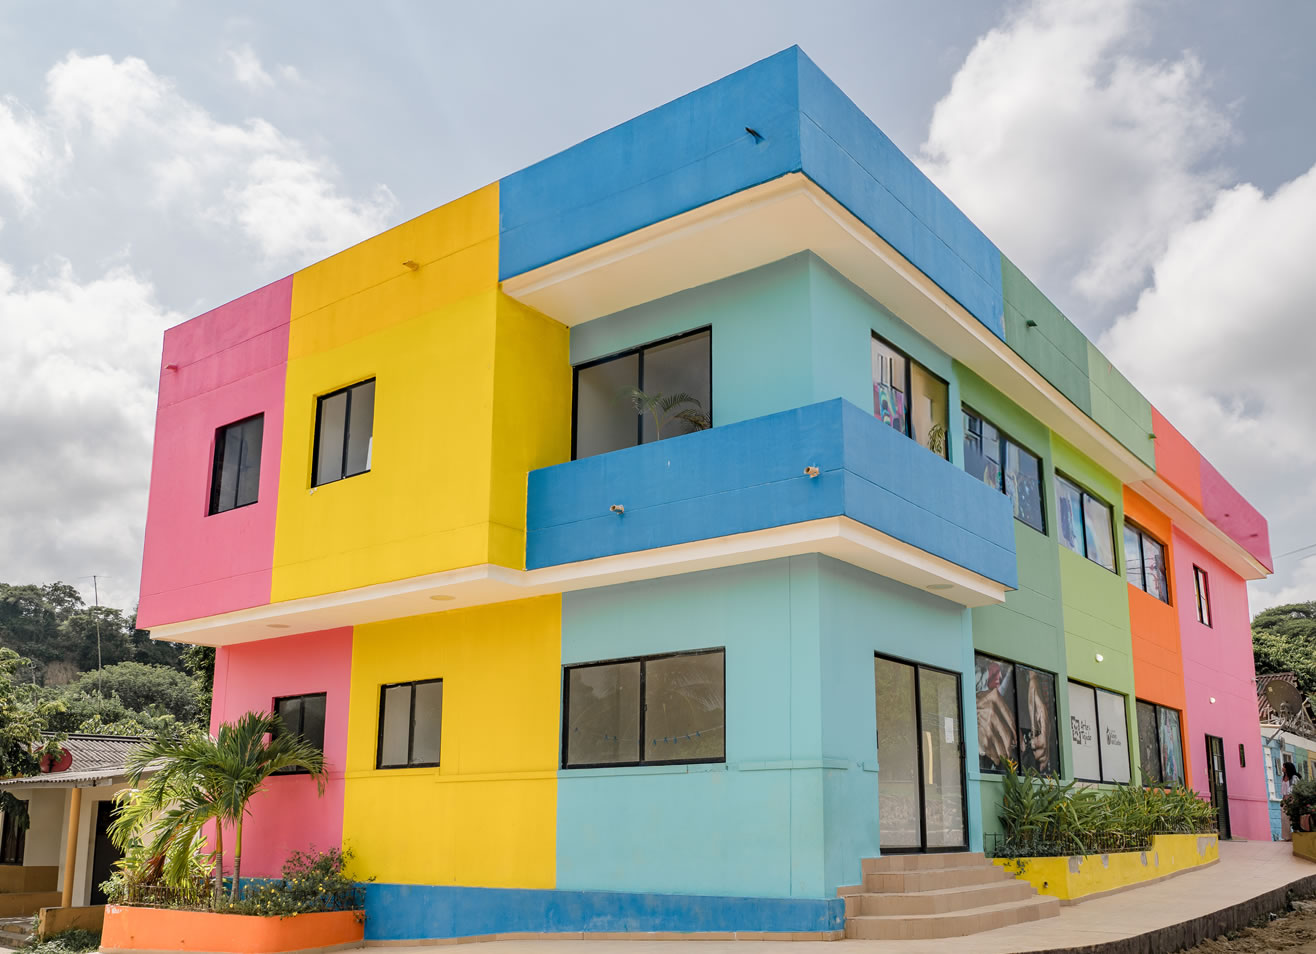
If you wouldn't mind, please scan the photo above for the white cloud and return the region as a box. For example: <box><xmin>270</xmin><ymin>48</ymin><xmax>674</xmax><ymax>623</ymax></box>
<box><xmin>0</xmin><ymin>96</ymin><xmax>62</xmax><ymax>208</ymax></box>
<box><xmin>920</xmin><ymin>0</ymin><xmax>1232</xmax><ymax>312</ymax></box>
<box><xmin>227</xmin><ymin>44</ymin><xmax>273</xmax><ymax>90</ymax></box>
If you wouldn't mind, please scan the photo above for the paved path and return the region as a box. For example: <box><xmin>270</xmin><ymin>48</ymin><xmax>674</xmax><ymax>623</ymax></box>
<box><xmin>370</xmin><ymin>841</ymin><xmax>1316</xmax><ymax>953</ymax></box>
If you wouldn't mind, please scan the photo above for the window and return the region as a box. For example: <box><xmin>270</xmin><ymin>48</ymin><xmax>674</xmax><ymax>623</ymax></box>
<box><xmin>0</xmin><ymin>802</ymin><xmax>25</xmax><ymax>864</ymax></box>
<box><xmin>974</xmin><ymin>654</ymin><xmax>1060</xmax><ymax>775</ymax></box>
<box><xmin>1068</xmin><ymin>681</ymin><xmax>1130</xmax><ymax>783</ymax></box>
<box><xmin>872</xmin><ymin>335</ymin><xmax>948</xmax><ymax>457</ymax></box>
<box><xmin>1123</xmin><ymin>523</ymin><xmax>1169</xmax><ymax>602</ymax></box>
<box><xmin>313</xmin><ymin>379</ymin><xmax>375</xmax><ymax>486</ymax></box>
<box><xmin>962</xmin><ymin>409</ymin><xmax>1045</xmax><ymax>532</ymax></box>
<box><xmin>1055</xmin><ymin>475</ymin><xmax>1115</xmax><ymax>571</ymax></box>
<box><xmin>573</xmin><ymin>329</ymin><xmax>711</xmax><ymax>460</ymax></box>
<box><xmin>209</xmin><ymin>415</ymin><xmax>264</xmax><ymax>515</ymax></box>
<box><xmin>562</xmin><ymin>649</ymin><xmax>725</xmax><ymax>768</ymax></box>
<box><xmin>1194</xmin><ymin>566</ymin><xmax>1212</xmax><ymax>626</ymax></box>
<box><xmin>376</xmin><ymin>679</ymin><xmax>442</xmax><ymax>769</ymax></box>
<box><xmin>1135</xmin><ymin>700</ymin><xmax>1184</xmax><ymax>786</ymax></box>
<box><xmin>273</xmin><ymin>693</ymin><xmax>327</xmax><ymax>774</ymax></box>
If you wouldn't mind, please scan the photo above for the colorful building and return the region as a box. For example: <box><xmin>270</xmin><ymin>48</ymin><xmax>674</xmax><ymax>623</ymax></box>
<box><xmin>131</xmin><ymin>48</ymin><xmax>1273</xmax><ymax>940</ymax></box>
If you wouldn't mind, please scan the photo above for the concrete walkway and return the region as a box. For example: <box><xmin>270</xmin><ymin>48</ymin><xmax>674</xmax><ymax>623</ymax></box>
<box><xmin>368</xmin><ymin>841</ymin><xmax>1316</xmax><ymax>953</ymax></box>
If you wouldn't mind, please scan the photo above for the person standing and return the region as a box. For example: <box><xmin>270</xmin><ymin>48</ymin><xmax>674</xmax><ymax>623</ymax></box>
<box><xmin>1282</xmin><ymin>760</ymin><xmax>1301</xmax><ymax>841</ymax></box>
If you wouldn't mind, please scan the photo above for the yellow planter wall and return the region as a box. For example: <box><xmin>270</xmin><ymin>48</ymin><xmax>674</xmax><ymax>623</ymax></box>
<box><xmin>1293</xmin><ymin>831</ymin><xmax>1316</xmax><ymax>863</ymax></box>
<box><xmin>994</xmin><ymin>833</ymin><xmax>1218</xmax><ymax>901</ymax></box>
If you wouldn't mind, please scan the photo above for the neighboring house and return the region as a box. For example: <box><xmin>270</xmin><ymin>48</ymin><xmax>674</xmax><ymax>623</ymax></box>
<box><xmin>1259</xmin><ymin>673</ymin><xmax>1316</xmax><ymax>840</ymax></box>
<box><xmin>0</xmin><ymin>734</ymin><xmax>150</xmax><ymax>929</ymax></box>
<box><xmin>134</xmin><ymin>47</ymin><xmax>1274</xmax><ymax>942</ymax></box>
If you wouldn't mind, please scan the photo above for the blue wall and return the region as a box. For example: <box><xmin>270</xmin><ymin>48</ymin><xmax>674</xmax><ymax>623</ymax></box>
<box><xmin>500</xmin><ymin>46</ymin><xmax>1005</xmax><ymax>340</ymax></box>
<box><xmin>527</xmin><ymin>398</ymin><xmax>1017</xmax><ymax>588</ymax></box>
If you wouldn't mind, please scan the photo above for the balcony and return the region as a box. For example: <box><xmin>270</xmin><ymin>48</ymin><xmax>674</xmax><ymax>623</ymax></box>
<box><xmin>527</xmin><ymin>398</ymin><xmax>1017</xmax><ymax>605</ymax></box>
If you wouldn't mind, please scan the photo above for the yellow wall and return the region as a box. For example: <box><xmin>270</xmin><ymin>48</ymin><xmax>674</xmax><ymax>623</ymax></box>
<box><xmin>271</xmin><ymin>183</ymin><xmax>570</xmax><ymax>602</ymax></box>
<box><xmin>340</xmin><ymin>597</ymin><xmax>561</xmax><ymax>888</ymax></box>
<box><xmin>994</xmin><ymin>833</ymin><xmax>1218</xmax><ymax>901</ymax></box>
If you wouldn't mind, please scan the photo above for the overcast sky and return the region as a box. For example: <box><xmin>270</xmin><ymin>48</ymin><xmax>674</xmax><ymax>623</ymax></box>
<box><xmin>1</xmin><ymin>0</ymin><xmax>1313</xmax><ymax>617</ymax></box>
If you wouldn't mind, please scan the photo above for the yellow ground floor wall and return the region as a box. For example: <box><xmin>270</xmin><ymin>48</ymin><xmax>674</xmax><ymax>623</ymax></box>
<box><xmin>994</xmin><ymin>833</ymin><xmax>1218</xmax><ymax>901</ymax></box>
<box><xmin>341</xmin><ymin>596</ymin><xmax>561</xmax><ymax>889</ymax></box>
<box><xmin>1292</xmin><ymin>831</ymin><xmax>1316</xmax><ymax>863</ymax></box>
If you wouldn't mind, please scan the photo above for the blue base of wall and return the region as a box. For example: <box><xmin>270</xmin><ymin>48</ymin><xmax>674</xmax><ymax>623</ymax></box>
<box><xmin>363</xmin><ymin>883</ymin><xmax>845</xmax><ymax>941</ymax></box>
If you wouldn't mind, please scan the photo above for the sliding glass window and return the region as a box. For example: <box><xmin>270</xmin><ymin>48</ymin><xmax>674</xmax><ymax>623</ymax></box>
<box><xmin>1124</xmin><ymin>523</ymin><xmax>1169</xmax><ymax>602</ymax></box>
<box><xmin>1055</xmin><ymin>475</ymin><xmax>1116</xmax><ymax>571</ymax></box>
<box><xmin>1136</xmin><ymin>700</ymin><xmax>1185</xmax><ymax>786</ymax></box>
<box><xmin>209</xmin><ymin>415</ymin><xmax>264</xmax><ymax>514</ymax></box>
<box><xmin>963</xmin><ymin>409</ymin><xmax>1045</xmax><ymax>532</ymax></box>
<box><xmin>313</xmin><ymin>379</ymin><xmax>375</xmax><ymax>487</ymax></box>
<box><xmin>573</xmin><ymin>329</ymin><xmax>711</xmax><ymax>460</ymax></box>
<box><xmin>872</xmin><ymin>335</ymin><xmax>948</xmax><ymax>458</ymax></box>
<box><xmin>1068</xmin><ymin>681</ymin><xmax>1131</xmax><ymax>783</ymax></box>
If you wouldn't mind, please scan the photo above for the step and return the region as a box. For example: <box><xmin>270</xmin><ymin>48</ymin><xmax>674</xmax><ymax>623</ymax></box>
<box><xmin>863</xmin><ymin>863</ymin><xmax>1013</xmax><ymax>893</ymax></box>
<box><xmin>845</xmin><ymin>878</ymin><xmax>1035</xmax><ymax>917</ymax></box>
<box><xmin>845</xmin><ymin>895</ymin><xmax>1061</xmax><ymax>940</ymax></box>
<box><xmin>861</xmin><ymin>852</ymin><xmax>986</xmax><ymax>873</ymax></box>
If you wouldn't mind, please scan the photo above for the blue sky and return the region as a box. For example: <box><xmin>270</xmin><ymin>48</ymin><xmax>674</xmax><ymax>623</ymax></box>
<box><xmin>1</xmin><ymin>0</ymin><xmax>1313</xmax><ymax>614</ymax></box>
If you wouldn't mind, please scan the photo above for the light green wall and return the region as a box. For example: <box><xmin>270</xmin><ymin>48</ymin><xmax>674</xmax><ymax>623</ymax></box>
<box><xmin>1086</xmin><ymin>341</ymin><xmax>1156</xmax><ymax>469</ymax></box>
<box><xmin>1001</xmin><ymin>257</ymin><xmax>1092</xmax><ymax>416</ymax></box>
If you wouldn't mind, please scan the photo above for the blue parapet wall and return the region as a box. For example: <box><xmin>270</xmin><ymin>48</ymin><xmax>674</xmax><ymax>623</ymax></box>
<box><xmin>526</xmin><ymin>398</ymin><xmax>1017</xmax><ymax>588</ymax></box>
<box><xmin>499</xmin><ymin>46</ymin><xmax>1005</xmax><ymax>340</ymax></box>
<box><xmin>363</xmin><ymin>882</ymin><xmax>845</xmax><ymax>940</ymax></box>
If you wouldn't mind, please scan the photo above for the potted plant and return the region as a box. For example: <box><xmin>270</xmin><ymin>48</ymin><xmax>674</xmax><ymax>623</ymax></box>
<box><xmin>1283</xmin><ymin>777</ymin><xmax>1316</xmax><ymax>838</ymax></box>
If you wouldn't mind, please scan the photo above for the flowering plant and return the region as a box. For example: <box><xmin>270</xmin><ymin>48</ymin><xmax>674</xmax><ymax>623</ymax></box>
<box><xmin>222</xmin><ymin>847</ymin><xmax>368</xmax><ymax>918</ymax></box>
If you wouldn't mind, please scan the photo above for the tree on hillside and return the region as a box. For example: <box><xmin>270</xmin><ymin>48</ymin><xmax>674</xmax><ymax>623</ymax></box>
<box><xmin>40</xmin><ymin>662</ymin><xmax>207</xmax><ymax>737</ymax></box>
<box><xmin>0</xmin><ymin>648</ymin><xmax>64</xmax><ymax>826</ymax></box>
<box><xmin>1252</xmin><ymin>602</ymin><xmax>1316</xmax><ymax>697</ymax></box>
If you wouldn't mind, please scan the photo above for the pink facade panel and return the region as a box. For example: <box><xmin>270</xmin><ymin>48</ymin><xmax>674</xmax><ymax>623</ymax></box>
<box><xmin>138</xmin><ymin>277</ymin><xmax>292</xmax><ymax>628</ymax></box>
<box><xmin>211</xmin><ymin>627</ymin><xmax>353</xmax><ymax>878</ymax></box>
<box><xmin>1199</xmin><ymin>458</ymin><xmax>1273</xmax><ymax>572</ymax></box>
<box><xmin>1172</xmin><ymin>528</ymin><xmax>1269</xmax><ymax>840</ymax></box>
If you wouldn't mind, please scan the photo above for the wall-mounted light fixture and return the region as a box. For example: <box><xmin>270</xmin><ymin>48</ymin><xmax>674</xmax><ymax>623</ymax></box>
<box><xmin>429</xmin><ymin>594</ymin><xmax>456</xmax><ymax>602</ymax></box>
<box><xmin>402</xmin><ymin>260</ymin><xmax>419</xmax><ymax>271</ymax></box>
<box><xmin>1095</xmin><ymin>653</ymin><xmax>1104</xmax><ymax>662</ymax></box>
<box><xmin>610</xmin><ymin>504</ymin><xmax>625</xmax><ymax>514</ymax></box>
<box><xmin>804</xmin><ymin>466</ymin><xmax>820</xmax><ymax>478</ymax></box>
<box><xmin>267</xmin><ymin>623</ymin><xmax>290</xmax><ymax>630</ymax></box>
<box><xmin>1210</xmin><ymin>697</ymin><xmax>1217</xmax><ymax>704</ymax></box>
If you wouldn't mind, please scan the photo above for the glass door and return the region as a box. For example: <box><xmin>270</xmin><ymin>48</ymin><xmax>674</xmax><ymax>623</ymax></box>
<box><xmin>1205</xmin><ymin>735</ymin><xmax>1232</xmax><ymax>839</ymax></box>
<box><xmin>875</xmin><ymin>655</ymin><xmax>968</xmax><ymax>852</ymax></box>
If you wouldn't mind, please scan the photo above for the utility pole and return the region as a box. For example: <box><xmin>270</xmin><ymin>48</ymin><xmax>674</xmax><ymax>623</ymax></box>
<box><xmin>92</xmin><ymin>574</ymin><xmax>103</xmax><ymax>698</ymax></box>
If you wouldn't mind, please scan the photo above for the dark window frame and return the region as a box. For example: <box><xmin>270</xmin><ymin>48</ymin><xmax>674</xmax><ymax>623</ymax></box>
<box><xmin>1136</xmin><ymin>699</ymin><xmax>1184</xmax><ymax>787</ymax></box>
<box><xmin>962</xmin><ymin>406</ymin><xmax>1046</xmax><ymax>534</ymax></box>
<box><xmin>1123</xmin><ymin>521</ymin><xmax>1171</xmax><ymax>604</ymax></box>
<box><xmin>208</xmin><ymin>413</ymin><xmax>264</xmax><ymax>515</ymax></box>
<box><xmin>1194</xmin><ymin>565</ymin><xmax>1212</xmax><ymax>626</ymax></box>
<box><xmin>871</xmin><ymin>332</ymin><xmax>951</xmax><ymax>460</ymax></box>
<box><xmin>570</xmin><ymin>327</ymin><xmax>713</xmax><ymax>461</ymax></box>
<box><xmin>375</xmin><ymin>678</ymin><xmax>442</xmax><ymax>770</ymax></box>
<box><xmin>1068</xmin><ymin>679</ymin><xmax>1132</xmax><ymax>785</ymax></box>
<box><xmin>0</xmin><ymin>802</ymin><xmax>25</xmax><ymax>865</ymax></box>
<box><xmin>1055</xmin><ymin>472</ymin><xmax>1117</xmax><ymax>573</ymax></box>
<box><xmin>271</xmin><ymin>692</ymin><xmax>327</xmax><ymax>776</ymax></box>
<box><xmin>974</xmin><ymin>651</ymin><xmax>1062</xmax><ymax>777</ymax></box>
<box><xmin>311</xmin><ymin>377</ymin><xmax>376</xmax><ymax>487</ymax></box>
<box><xmin>560</xmin><ymin>647</ymin><xmax>726</xmax><ymax>770</ymax></box>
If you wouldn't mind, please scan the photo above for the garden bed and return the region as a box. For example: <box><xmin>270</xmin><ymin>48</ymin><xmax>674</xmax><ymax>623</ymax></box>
<box><xmin>994</xmin><ymin>832</ymin><xmax>1219</xmax><ymax>902</ymax></box>
<box><xmin>100</xmin><ymin>904</ymin><xmax>364</xmax><ymax>954</ymax></box>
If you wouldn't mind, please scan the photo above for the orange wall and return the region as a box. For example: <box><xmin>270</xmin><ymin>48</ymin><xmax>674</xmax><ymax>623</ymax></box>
<box><xmin>1124</xmin><ymin>487</ymin><xmax>1192</xmax><ymax>781</ymax></box>
<box><xmin>1150</xmin><ymin>407</ymin><xmax>1203</xmax><ymax>511</ymax></box>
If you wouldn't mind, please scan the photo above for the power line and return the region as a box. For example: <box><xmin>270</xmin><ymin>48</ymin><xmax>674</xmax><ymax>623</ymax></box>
<box><xmin>1276</xmin><ymin>543</ymin><xmax>1316</xmax><ymax>560</ymax></box>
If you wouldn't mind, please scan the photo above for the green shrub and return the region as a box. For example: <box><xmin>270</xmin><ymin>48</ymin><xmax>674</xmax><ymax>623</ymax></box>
<box><xmin>21</xmin><ymin>928</ymin><xmax>101</xmax><ymax>954</ymax></box>
<box><xmin>1283</xmin><ymin>776</ymin><xmax>1316</xmax><ymax>830</ymax></box>
<box><xmin>221</xmin><ymin>848</ymin><xmax>367</xmax><ymax>917</ymax></box>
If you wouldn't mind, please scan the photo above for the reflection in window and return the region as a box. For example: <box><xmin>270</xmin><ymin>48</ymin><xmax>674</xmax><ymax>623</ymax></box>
<box><xmin>1194</xmin><ymin>566</ymin><xmax>1212</xmax><ymax>626</ymax></box>
<box><xmin>963</xmin><ymin>409</ymin><xmax>1045</xmax><ymax>532</ymax></box>
<box><xmin>313</xmin><ymin>379</ymin><xmax>375</xmax><ymax>487</ymax></box>
<box><xmin>573</xmin><ymin>330</ymin><xmax>711</xmax><ymax>460</ymax></box>
<box><xmin>376</xmin><ymin>679</ymin><xmax>442</xmax><ymax>769</ymax></box>
<box><xmin>272</xmin><ymin>693</ymin><xmax>327</xmax><ymax>775</ymax></box>
<box><xmin>1136</xmin><ymin>700</ymin><xmax>1185</xmax><ymax>786</ymax></box>
<box><xmin>1068</xmin><ymin>681</ymin><xmax>1130</xmax><ymax>783</ymax></box>
<box><xmin>974</xmin><ymin>654</ymin><xmax>1059</xmax><ymax>775</ymax></box>
<box><xmin>210</xmin><ymin>415</ymin><xmax>264</xmax><ymax>515</ymax></box>
<box><xmin>1124</xmin><ymin>523</ymin><xmax>1170</xmax><ymax>603</ymax></box>
<box><xmin>1055</xmin><ymin>475</ymin><xmax>1116</xmax><ymax>571</ymax></box>
<box><xmin>872</xmin><ymin>335</ymin><xmax>948</xmax><ymax>457</ymax></box>
<box><xmin>562</xmin><ymin>650</ymin><xmax>724</xmax><ymax>768</ymax></box>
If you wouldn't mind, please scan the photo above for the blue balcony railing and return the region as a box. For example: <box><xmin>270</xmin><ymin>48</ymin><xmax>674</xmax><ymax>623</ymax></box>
<box><xmin>526</xmin><ymin>398</ymin><xmax>1016</xmax><ymax>587</ymax></box>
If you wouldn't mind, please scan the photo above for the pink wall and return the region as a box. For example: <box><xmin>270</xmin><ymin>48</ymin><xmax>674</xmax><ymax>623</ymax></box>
<box><xmin>211</xmin><ymin>627</ymin><xmax>352</xmax><ymax>877</ymax></box>
<box><xmin>1200</xmin><ymin>459</ymin><xmax>1273</xmax><ymax>571</ymax></box>
<box><xmin>1173</xmin><ymin>528</ymin><xmax>1269</xmax><ymax>840</ymax></box>
<box><xmin>138</xmin><ymin>278</ymin><xmax>292</xmax><ymax>628</ymax></box>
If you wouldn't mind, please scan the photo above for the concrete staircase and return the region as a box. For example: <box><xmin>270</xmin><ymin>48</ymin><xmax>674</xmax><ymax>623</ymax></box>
<box><xmin>0</xmin><ymin>917</ymin><xmax>34</xmax><ymax>950</ymax></box>
<box><xmin>840</xmin><ymin>852</ymin><xmax>1060</xmax><ymax>940</ymax></box>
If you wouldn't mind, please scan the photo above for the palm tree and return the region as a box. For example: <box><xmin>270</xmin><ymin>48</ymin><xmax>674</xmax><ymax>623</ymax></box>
<box><xmin>113</xmin><ymin>712</ymin><xmax>326</xmax><ymax>906</ymax></box>
<box><xmin>622</xmin><ymin>387</ymin><xmax>710</xmax><ymax>440</ymax></box>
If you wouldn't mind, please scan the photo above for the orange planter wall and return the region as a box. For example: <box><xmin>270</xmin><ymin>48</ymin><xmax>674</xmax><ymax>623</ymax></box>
<box><xmin>100</xmin><ymin>905</ymin><xmax>363</xmax><ymax>954</ymax></box>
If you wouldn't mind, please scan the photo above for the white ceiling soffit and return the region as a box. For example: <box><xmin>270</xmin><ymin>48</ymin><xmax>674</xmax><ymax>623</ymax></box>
<box><xmin>149</xmin><ymin>517</ymin><xmax>1009</xmax><ymax>647</ymax></box>
<box><xmin>500</xmin><ymin>173</ymin><xmax>1268</xmax><ymax>582</ymax></box>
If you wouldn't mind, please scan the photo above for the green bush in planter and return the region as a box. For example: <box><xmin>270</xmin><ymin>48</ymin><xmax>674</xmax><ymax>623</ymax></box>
<box><xmin>1283</xmin><ymin>777</ymin><xmax>1316</xmax><ymax>831</ymax></box>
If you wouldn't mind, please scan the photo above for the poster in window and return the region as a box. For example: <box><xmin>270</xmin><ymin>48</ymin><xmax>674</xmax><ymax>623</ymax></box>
<box><xmin>873</xmin><ymin>382</ymin><xmax>907</xmax><ymax>435</ymax></box>
<box><xmin>975</xmin><ymin>654</ymin><xmax>1017</xmax><ymax>773</ymax></box>
<box><xmin>1096</xmin><ymin>688</ymin><xmax>1131</xmax><ymax>783</ymax></box>
<box><xmin>1158</xmin><ymin>707</ymin><xmax>1184</xmax><ymax>785</ymax></box>
<box><xmin>1136</xmin><ymin>700</ymin><xmax>1161</xmax><ymax>784</ymax></box>
<box><xmin>1056</xmin><ymin>479</ymin><xmax>1085</xmax><ymax>554</ymax></box>
<box><xmin>1068</xmin><ymin>682</ymin><xmax>1101</xmax><ymax>780</ymax></box>
<box><xmin>1016</xmin><ymin>665</ymin><xmax>1059</xmax><ymax>775</ymax></box>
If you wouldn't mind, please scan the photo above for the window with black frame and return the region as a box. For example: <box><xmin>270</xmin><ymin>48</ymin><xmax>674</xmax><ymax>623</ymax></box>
<box><xmin>1123</xmin><ymin>523</ymin><xmax>1170</xmax><ymax>602</ymax></box>
<box><xmin>962</xmin><ymin>409</ymin><xmax>1045</xmax><ymax>533</ymax></box>
<box><xmin>376</xmin><ymin>679</ymin><xmax>442</xmax><ymax>769</ymax></box>
<box><xmin>872</xmin><ymin>335</ymin><xmax>949</xmax><ymax>458</ymax></box>
<box><xmin>313</xmin><ymin>378</ymin><xmax>375</xmax><ymax>487</ymax></box>
<box><xmin>1194</xmin><ymin>566</ymin><xmax>1212</xmax><ymax>626</ymax></box>
<box><xmin>974</xmin><ymin>654</ymin><xmax>1060</xmax><ymax>775</ymax></box>
<box><xmin>1136</xmin><ymin>700</ymin><xmax>1185</xmax><ymax>786</ymax></box>
<box><xmin>272</xmin><ymin>693</ymin><xmax>327</xmax><ymax>774</ymax></box>
<box><xmin>0</xmin><ymin>801</ymin><xmax>26</xmax><ymax>864</ymax></box>
<box><xmin>573</xmin><ymin>329</ymin><xmax>711</xmax><ymax>460</ymax></box>
<box><xmin>562</xmin><ymin>649</ymin><xmax>724</xmax><ymax>768</ymax></box>
<box><xmin>1055</xmin><ymin>474</ymin><xmax>1116</xmax><ymax>571</ymax></box>
<box><xmin>1068</xmin><ymin>681</ymin><xmax>1131</xmax><ymax>783</ymax></box>
<box><xmin>209</xmin><ymin>415</ymin><xmax>264</xmax><ymax>515</ymax></box>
